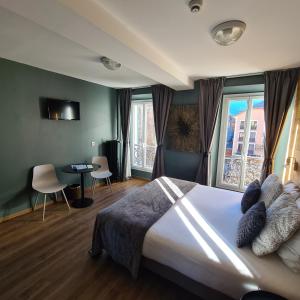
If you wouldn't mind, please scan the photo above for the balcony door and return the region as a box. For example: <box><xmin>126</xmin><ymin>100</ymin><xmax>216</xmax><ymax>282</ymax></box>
<box><xmin>216</xmin><ymin>93</ymin><xmax>265</xmax><ymax>192</ymax></box>
<box><xmin>130</xmin><ymin>100</ymin><xmax>157</xmax><ymax>172</ymax></box>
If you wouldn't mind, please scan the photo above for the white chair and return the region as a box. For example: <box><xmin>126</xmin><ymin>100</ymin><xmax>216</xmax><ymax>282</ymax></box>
<box><xmin>32</xmin><ymin>164</ymin><xmax>70</xmax><ymax>221</ymax></box>
<box><xmin>91</xmin><ymin>156</ymin><xmax>112</xmax><ymax>196</ymax></box>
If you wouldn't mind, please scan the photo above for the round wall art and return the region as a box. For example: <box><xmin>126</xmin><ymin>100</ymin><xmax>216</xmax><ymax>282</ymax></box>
<box><xmin>166</xmin><ymin>104</ymin><xmax>199</xmax><ymax>153</ymax></box>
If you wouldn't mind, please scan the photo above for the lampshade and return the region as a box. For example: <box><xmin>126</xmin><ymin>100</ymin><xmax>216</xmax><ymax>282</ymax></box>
<box><xmin>211</xmin><ymin>20</ymin><xmax>246</xmax><ymax>46</ymax></box>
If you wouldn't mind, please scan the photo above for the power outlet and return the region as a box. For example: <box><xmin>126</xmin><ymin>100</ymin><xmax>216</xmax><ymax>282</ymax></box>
<box><xmin>91</xmin><ymin>141</ymin><xmax>96</xmax><ymax>147</ymax></box>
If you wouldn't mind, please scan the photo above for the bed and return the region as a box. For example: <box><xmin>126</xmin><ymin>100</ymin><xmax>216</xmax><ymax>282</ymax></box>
<box><xmin>91</xmin><ymin>177</ymin><xmax>300</xmax><ymax>300</ymax></box>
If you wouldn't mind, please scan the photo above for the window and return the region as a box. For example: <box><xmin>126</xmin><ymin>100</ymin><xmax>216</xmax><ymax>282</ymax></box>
<box><xmin>248</xmin><ymin>143</ymin><xmax>255</xmax><ymax>156</ymax></box>
<box><xmin>216</xmin><ymin>93</ymin><xmax>265</xmax><ymax>191</ymax></box>
<box><xmin>131</xmin><ymin>101</ymin><xmax>156</xmax><ymax>171</ymax></box>
<box><xmin>251</xmin><ymin>121</ymin><xmax>258</xmax><ymax>130</ymax></box>
<box><xmin>249</xmin><ymin>132</ymin><xmax>256</xmax><ymax>143</ymax></box>
<box><xmin>238</xmin><ymin>132</ymin><xmax>244</xmax><ymax>142</ymax></box>
<box><xmin>236</xmin><ymin>143</ymin><xmax>243</xmax><ymax>155</ymax></box>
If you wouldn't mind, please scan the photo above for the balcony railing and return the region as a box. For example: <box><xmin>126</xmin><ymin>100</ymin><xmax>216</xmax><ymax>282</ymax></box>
<box><xmin>222</xmin><ymin>156</ymin><xmax>264</xmax><ymax>187</ymax></box>
<box><xmin>132</xmin><ymin>143</ymin><xmax>156</xmax><ymax>170</ymax></box>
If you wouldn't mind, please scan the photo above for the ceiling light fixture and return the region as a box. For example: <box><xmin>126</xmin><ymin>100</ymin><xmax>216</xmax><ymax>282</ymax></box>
<box><xmin>100</xmin><ymin>56</ymin><xmax>121</xmax><ymax>71</ymax></box>
<box><xmin>211</xmin><ymin>20</ymin><xmax>246</xmax><ymax>46</ymax></box>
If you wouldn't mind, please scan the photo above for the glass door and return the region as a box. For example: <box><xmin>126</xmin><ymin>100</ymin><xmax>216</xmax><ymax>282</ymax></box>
<box><xmin>131</xmin><ymin>101</ymin><xmax>156</xmax><ymax>171</ymax></box>
<box><xmin>216</xmin><ymin>93</ymin><xmax>265</xmax><ymax>191</ymax></box>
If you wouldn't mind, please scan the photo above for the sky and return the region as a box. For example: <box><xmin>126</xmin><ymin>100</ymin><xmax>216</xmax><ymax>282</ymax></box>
<box><xmin>229</xmin><ymin>99</ymin><xmax>264</xmax><ymax>116</ymax></box>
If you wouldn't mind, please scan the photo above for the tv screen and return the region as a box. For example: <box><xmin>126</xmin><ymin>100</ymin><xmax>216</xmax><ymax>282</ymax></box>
<box><xmin>47</xmin><ymin>99</ymin><xmax>80</xmax><ymax>120</ymax></box>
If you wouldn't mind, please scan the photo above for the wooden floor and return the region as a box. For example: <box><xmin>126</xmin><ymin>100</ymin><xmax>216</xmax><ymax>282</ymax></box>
<box><xmin>0</xmin><ymin>179</ymin><xmax>200</xmax><ymax>300</ymax></box>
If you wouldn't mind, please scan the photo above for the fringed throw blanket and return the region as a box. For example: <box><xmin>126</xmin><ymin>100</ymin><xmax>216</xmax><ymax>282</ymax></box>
<box><xmin>90</xmin><ymin>177</ymin><xmax>196</xmax><ymax>278</ymax></box>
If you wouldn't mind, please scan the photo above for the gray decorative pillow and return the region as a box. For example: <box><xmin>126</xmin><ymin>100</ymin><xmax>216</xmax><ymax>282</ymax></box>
<box><xmin>277</xmin><ymin>195</ymin><xmax>300</xmax><ymax>273</ymax></box>
<box><xmin>283</xmin><ymin>181</ymin><xmax>300</xmax><ymax>198</ymax></box>
<box><xmin>277</xmin><ymin>228</ymin><xmax>300</xmax><ymax>273</ymax></box>
<box><xmin>259</xmin><ymin>174</ymin><xmax>282</xmax><ymax>207</ymax></box>
<box><xmin>252</xmin><ymin>193</ymin><xmax>300</xmax><ymax>256</ymax></box>
<box><xmin>241</xmin><ymin>180</ymin><xmax>261</xmax><ymax>213</ymax></box>
<box><xmin>237</xmin><ymin>201</ymin><xmax>266</xmax><ymax>248</ymax></box>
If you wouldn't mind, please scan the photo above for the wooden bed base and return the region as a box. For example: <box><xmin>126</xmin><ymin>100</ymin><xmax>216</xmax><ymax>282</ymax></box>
<box><xmin>142</xmin><ymin>257</ymin><xmax>235</xmax><ymax>300</ymax></box>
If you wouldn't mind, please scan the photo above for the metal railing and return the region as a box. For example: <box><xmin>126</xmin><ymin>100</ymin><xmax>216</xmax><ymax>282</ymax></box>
<box><xmin>132</xmin><ymin>143</ymin><xmax>156</xmax><ymax>170</ymax></box>
<box><xmin>222</xmin><ymin>156</ymin><xmax>264</xmax><ymax>187</ymax></box>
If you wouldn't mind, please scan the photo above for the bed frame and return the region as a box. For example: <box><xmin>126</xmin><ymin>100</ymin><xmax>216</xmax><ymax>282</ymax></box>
<box><xmin>142</xmin><ymin>257</ymin><xmax>234</xmax><ymax>300</ymax></box>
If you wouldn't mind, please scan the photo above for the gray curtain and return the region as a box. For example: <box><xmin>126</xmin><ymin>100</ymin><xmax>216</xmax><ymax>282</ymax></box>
<box><xmin>195</xmin><ymin>78</ymin><xmax>225</xmax><ymax>185</ymax></box>
<box><xmin>151</xmin><ymin>85</ymin><xmax>174</xmax><ymax>180</ymax></box>
<box><xmin>261</xmin><ymin>68</ymin><xmax>299</xmax><ymax>181</ymax></box>
<box><xmin>118</xmin><ymin>88</ymin><xmax>132</xmax><ymax>181</ymax></box>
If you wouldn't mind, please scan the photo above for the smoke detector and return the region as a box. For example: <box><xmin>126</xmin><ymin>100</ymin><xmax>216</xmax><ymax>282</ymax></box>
<box><xmin>188</xmin><ymin>0</ymin><xmax>203</xmax><ymax>13</ymax></box>
<box><xmin>100</xmin><ymin>56</ymin><xmax>121</xmax><ymax>71</ymax></box>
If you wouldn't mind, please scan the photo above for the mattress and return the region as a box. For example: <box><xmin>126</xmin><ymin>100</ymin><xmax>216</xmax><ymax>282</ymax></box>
<box><xmin>143</xmin><ymin>181</ymin><xmax>300</xmax><ymax>300</ymax></box>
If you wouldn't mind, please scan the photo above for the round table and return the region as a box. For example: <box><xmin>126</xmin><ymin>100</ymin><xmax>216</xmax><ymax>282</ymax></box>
<box><xmin>63</xmin><ymin>164</ymin><xmax>99</xmax><ymax>208</ymax></box>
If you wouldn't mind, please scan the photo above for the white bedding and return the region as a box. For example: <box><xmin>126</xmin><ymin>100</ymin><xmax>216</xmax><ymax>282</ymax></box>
<box><xmin>143</xmin><ymin>183</ymin><xmax>300</xmax><ymax>300</ymax></box>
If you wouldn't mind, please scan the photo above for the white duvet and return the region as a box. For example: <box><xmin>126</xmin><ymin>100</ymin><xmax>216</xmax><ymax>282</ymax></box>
<box><xmin>143</xmin><ymin>181</ymin><xmax>300</xmax><ymax>300</ymax></box>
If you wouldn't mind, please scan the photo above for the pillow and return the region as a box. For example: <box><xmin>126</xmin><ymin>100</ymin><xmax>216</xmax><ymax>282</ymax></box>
<box><xmin>277</xmin><ymin>228</ymin><xmax>300</xmax><ymax>273</ymax></box>
<box><xmin>241</xmin><ymin>180</ymin><xmax>261</xmax><ymax>213</ymax></box>
<box><xmin>259</xmin><ymin>174</ymin><xmax>282</xmax><ymax>207</ymax></box>
<box><xmin>236</xmin><ymin>201</ymin><xmax>266</xmax><ymax>248</ymax></box>
<box><xmin>283</xmin><ymin>181</ymin><xmax>300</xmax><ymax>198</ymax></box>
<box><xmin>252</xmin><ymin>193</ymin><xmax>300</xmax><ymax>256</ymax></box>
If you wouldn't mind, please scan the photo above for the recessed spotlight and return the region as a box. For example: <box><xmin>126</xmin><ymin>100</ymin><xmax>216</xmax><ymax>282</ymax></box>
<box><xmin>211</xmin><ymin>20</ymin><xmax>246</xmax><ymax>46</ymax></box>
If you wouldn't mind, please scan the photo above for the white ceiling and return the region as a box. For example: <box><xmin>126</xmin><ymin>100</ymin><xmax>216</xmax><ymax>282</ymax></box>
<box><xmin>0</xmin><ymin>7</ymin><xmax>156</xmax><ymax>88</ymax></box>
<box><xmin>0</xmin><ymin>0</ymin><xmax>300</xmax><ymax>90</ymax></box>
<box><xmin>97</xmin><ymin>0</ymin><xmax>300</xmax><ymax>78</ymax></box>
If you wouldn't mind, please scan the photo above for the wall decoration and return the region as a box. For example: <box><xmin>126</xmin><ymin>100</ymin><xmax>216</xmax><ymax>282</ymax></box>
<box><xmin>166</xmin><ymin>104</ymin><xmax>199</xmax><ymax>152</ymax></box>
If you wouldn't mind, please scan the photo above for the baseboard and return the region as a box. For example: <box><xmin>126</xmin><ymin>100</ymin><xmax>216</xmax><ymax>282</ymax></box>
<box><xmin>131</xmin><ymin>176</ymin><xmax>151</xmax><ymax>182</ymax></box>
<box><xmin>0</xmin><ymin>200</ymin><xmax>55</xmax><ymax>224</ymax></box>
<box><xmin>0</xmin><ymin>181</ymin><xmax>118</xmax><ymax>224</ymax></box>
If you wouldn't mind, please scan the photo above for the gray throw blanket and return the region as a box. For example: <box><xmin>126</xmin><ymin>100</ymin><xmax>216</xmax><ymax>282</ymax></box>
<box><xmin>90</xmin><ymin>177</ymin><xmax>196</xmax><ymax>278</ymax></box>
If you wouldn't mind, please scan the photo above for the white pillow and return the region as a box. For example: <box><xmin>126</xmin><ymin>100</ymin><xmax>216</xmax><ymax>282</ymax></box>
<box><xmin>277</xmin><ymin>228</ymin><xmax>300</xmax><ymax>273</ymax></box>
<box><xmin>259</xmin><ymin>174</ymin><xmax>282</xmax><ymax>207</ymax></box>
<box><xmin>252</xmin><ymin>193</ymin><xmax>300</xmax><ymax>256</ymax></box>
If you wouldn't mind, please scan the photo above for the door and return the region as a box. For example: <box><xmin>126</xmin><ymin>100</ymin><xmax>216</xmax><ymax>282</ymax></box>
<box><xmin>131</xmin><ymin>101</ymin><xmax>157</xmax><ymax>171</ymax></box>
<box><xmin>216</xmin><ymin>93</ymin><xmax>265</xmax><ymax>192</ymax></box>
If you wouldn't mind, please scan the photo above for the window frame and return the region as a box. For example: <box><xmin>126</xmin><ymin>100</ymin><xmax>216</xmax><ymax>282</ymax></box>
<box><xmin>130</xmin><ymin>99</ymin><xmax>156</xmax><ymax>172</ymax></box>
<box><xmin>216</xmin><ymin>92</ymin><xmax>264</xmax><ymax>192</ymax></box>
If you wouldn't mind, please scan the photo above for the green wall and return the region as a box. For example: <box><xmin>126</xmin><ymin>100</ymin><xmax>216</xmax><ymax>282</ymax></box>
<box><xmin>0</xmin><ymin>58</ymin><xmax>116</xmax><ymax>218</ymax></box>
<box><xmin>164</xmin><ymin>81</ymin><xmax>200</xmax><ymax>181</ymax></box>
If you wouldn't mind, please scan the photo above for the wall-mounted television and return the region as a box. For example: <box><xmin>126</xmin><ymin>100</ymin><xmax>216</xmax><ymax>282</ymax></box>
<box><xmin>47</xmin><ymin>99</ymin><xmax>80</xmax><ymax>120</ymax></box>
